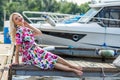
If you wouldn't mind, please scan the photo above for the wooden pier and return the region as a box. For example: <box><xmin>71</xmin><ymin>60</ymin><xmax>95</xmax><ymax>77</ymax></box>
<box><xmin>11</xmin><ymin>57</ymin><xmax>120</xmax><ymax>78</ymax></box>
<box><xmin>0</xmin><ymin>44</ymin><xmax>14</xmax><ymax>80</ymax></box>
<box><xmin>0</xmin><ymin>44</ymin><xmax>120</xmax><ymax>80</ymax></box>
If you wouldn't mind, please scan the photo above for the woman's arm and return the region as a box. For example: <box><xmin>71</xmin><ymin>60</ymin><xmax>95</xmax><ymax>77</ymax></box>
<box><xmin>9</xmin><ymin>45</ymin><xmax>20</xmax><ymax>67</ymax></box>
<box><xmin>14</xmin><ymin>45</ymin><xmax>20</xmax><ymax>64</ymax></box>
<box><xmin>23</xmin><ymin>21</ymin><xmax>42</xmax><ymax>36</ymax></box>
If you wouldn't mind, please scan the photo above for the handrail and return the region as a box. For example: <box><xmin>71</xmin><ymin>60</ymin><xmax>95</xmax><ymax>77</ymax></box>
<box><xmin>22</xmin><ymin>11</ymin><xmax>75</xmax><ymax>24</ymax></box>
<box><xmin>22</xmin><ymin>11</ymin><xmax>120</xmax><ymax>25</ymax></box>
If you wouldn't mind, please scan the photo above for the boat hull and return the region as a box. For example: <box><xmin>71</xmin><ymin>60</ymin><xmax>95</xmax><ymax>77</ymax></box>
<box><xmin>34</xmin><ymin>23</ymin><xmax>120</xmax><ymax>49</ymax></box>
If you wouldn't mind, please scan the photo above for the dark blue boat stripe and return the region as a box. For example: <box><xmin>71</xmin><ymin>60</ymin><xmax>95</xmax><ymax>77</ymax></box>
<box><xmin>42</xmin><ymin>31</ymin><xmax>86</xmax><ymax>42</ymax></box>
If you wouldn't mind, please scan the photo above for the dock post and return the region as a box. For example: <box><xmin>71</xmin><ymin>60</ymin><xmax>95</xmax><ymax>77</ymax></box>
<box><xmin>8</xmin><ymin>67</ymin><xmax>12</xmax><ymax>80</ymax></box>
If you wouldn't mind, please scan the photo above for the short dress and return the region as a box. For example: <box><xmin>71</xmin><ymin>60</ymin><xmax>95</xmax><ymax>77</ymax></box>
<box><xmin>15</xmin><ymin>26</ymin><xmax>58</xmax><ymax>69</ymax></box>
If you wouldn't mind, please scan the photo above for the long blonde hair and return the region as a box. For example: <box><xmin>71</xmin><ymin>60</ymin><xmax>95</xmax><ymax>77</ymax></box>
<box><xmin>9</xmin><ymin>12</ymin><xmax>23</xmax><ymax>44</ymax></box>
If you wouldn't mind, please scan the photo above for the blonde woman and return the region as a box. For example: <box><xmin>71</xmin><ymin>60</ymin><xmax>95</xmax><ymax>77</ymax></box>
<box><xmin>9</xmin><ymin>12</ymin><xmax>83</xmax><ymax>76</ymax></box>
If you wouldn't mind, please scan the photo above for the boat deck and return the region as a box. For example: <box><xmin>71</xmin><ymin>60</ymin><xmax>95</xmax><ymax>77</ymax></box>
<box><xmin>0</xmin><ymin>44</ymin><xmax>120</xmax><ymax>80</ymax></box>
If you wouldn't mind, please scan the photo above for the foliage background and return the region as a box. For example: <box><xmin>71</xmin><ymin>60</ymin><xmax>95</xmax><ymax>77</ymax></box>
<box><xmin>0</xmin><ymin>0</ymin><xmax>90</xmax><ymax>31</ymax></box>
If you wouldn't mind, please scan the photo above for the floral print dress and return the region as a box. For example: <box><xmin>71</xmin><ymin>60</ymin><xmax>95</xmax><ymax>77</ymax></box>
<box><xmin>15</xmin><ymin>26</ymin><xmax>58</xmax><ymax>69</ymax></box>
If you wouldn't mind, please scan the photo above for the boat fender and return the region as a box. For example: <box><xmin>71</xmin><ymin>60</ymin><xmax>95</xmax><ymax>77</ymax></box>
<box><xmin>97</xmin><ymin>49</ymin><xmax>117</xmax><ymax>57</ymax></box>
<box><xmin>43</xmin><ymin>16</ymin><xmax>56</xmax><ymax>26</ymax></box>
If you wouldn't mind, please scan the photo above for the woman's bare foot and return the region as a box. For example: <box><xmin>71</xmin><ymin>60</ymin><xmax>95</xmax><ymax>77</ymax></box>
<box><xmin>74</xmin><ymin>69</ymin><xmax>83</xmax><ymax>76</ymax></box>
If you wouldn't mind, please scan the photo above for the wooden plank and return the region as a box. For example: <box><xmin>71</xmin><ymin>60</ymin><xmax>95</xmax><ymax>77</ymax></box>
<box><xmin>0</xmin><ymin>66</ymin><xmax>4</xmax><ymax>80</ymax></box>
<box><xmin>107</xmin><ymin>63</ymin><xmax>116</xmax><ymax>68</ymax></box>
<box><xmin>0</xmin><ymin>56</ymin><xmax>8</xmax><ymax>65</ymax></box>
<box><xmin>83</xmin><ymin>67</ymin><xmax>118</xmax><ymax>72</ymax></box>
<box><xmin>82</xmin><ymin>61</ymin><xmax>100</xmax><ymax>68</ymax></box>
<box><xmin>0</xmin><ymin>44</ymin><xmax>11</xmax><ymax>54</ymax></box>
<box><xmin>6</xmin><ymin>44</ymin><xmax>15</xmax><ymax>64</ymax></box>
<box><xmin>11</xmin><ymin>64</ymin><xmax>120</xmax><ymax>77</ymax></box>
<box><xmin>4</xmin><ymin>44</ymin><xmax>15</xmax><ymax>80</ymax></box>
<box><xmin>87</xmin><ymin>61</ymin><xmax>103</xmax><ymax>68</ymax></box>
<box><xmin>67</xmin><ymin>60</ymin><xmax>79</xmax><ymax>66</ymax></box>
<box><xmin>11</xmin><ymin>64</ymin><xmax>77</xmax><ymax>77</ymax></box>
<box><xmin>67</xmin><ymin>58</ymin><xmax>118</xmax><ymax>73</ymax></box>
<box><xmin>74</xmin><ymin>60</ymin><xmax>89</xmax><ymax>67</ymax></box>
<box><xmin>68</xmin><ymin>58</ymin><xmax>116</xmax><ymax>69</ymax></box>
<box><xmin>11</xmin><ymin>57</ymin><xmax>119</xmax><ymax>72</ymax></box>
<box><xmin>0</xmin><ymin>44</ymin><xmax>13</xmax><ymax>80</ymax></box>
<box><xmin>0</xmin><ymin>56</ymin><xmax>8</xmax><ymax>80</ymax></box>
<box><xmin>99</xmin><ymin>63</ymin><xmax>113</xmax><ymax>68</ymax></box>
<box><xmin>0</xmin><ymin>44</ymin><xmax>12</xmax><ymax>80</ymax></box>
<box><xmin>96</xmin><ymin>63</ymin><xmax>109</xmax><ymax>68</ymax></box>
<box><xmin>1</xmin><ymin>65</ymin><xmax>10</xmax><ymax>80</ymax></box>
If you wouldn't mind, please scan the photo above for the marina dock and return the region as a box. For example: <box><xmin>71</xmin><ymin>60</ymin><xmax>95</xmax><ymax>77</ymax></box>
<box><xmin>0</xmin><ymin>44</ymin><xmax>120</xmax><ymax>80</ymax></box>
<box><xmin>0</xmin><ymin>44</ymin><xmax>14</xmax><ymax>80</ymax></box>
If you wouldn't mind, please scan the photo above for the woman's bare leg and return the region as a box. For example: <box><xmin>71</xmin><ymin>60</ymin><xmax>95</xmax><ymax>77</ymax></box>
<box><xmin>54</xmin><ymin>63</ymin><xmax>83</xmax><ymax>76</ymax></box>
<box><xmin>57</xmin><ymin>56</ymin><xmax>82</xmax><ymax>70</ymax></box>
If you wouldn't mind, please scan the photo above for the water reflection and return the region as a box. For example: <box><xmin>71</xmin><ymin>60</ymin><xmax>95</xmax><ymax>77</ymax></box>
<box><xmin>12</xmin><ymin>76</ymin><xmax>120</xmax><ymax>80</ymax></box>
<box><xmin>12</xmin><ymin>76</ymin><xmax>79</xmax><ymax>80</ymax></box>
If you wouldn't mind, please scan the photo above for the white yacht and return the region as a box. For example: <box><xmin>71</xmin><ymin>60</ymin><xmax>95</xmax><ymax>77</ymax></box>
<box><xmin>23</xmin><ymin>0</ymin><xmax>120</xmax><ymax>50</ymax></box>
<box><xmin>23</xmin><ymin>1</ymin><xmax>120</xmax><ymax>48</ymax></box>
<box><xmin>17</xmin><ymin>0</ymin><xmax>120</xmax><ymax>58</ymax></box>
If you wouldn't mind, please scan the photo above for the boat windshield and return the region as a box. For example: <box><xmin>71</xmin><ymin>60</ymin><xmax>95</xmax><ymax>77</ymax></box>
<box><xmin>78</xmin><ymin>8</ymin><xmax>101</xmax><ymax>23</ymax></box>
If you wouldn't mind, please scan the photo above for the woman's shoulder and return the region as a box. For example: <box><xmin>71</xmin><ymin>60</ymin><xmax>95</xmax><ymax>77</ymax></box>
<box><xmin>16</xmin><ymin>26</ymin><xmax>31</xmax><ymax>33</ymax></box>
<box><xmin>17</xmin><ymin>26</ymin><xmax>29</xmax><ymax>31</ymax></box>
<box><xmin>16</xmin><ymin>26</ymin><xmax>25</xmax><ymax>33</ymax></box>
<box><xmin>17</xmin><ymin>26</ymin><xmax>24</xmax><ymax>30</ymax></box>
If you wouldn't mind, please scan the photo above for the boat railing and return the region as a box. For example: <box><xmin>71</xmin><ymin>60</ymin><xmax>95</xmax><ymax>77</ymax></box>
<box><xmin>22</xmin><ymin>11</ymin><xmax>120</xmax><ymax>27</ymax></box>
<box><xmin>22</xmin><ymin>11</ymin><xmax>75</xmax><ymax>24</ymax></box>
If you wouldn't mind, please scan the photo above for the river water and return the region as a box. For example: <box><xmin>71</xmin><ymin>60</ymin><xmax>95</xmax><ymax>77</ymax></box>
<box><xmin>12</xmin><ymin>76</ymin><xmax>80</xmax><ymax>80</ymax></box>
<box><xmin>12</xmin><ymin>76</ymin><xmax>120</xmax><ymax>80</ymax></box>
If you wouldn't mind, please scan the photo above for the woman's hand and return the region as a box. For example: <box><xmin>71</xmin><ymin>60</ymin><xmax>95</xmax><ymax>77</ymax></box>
<box><xmin>23</xmin><ymin>21</ymin><xmax>42</xmax><ymax>36</ymax></box>
<box><xmin>9</xmin><ymin>62</ymin><xmax>19</xmax><ymax>67</ymax></box>
<box><xmin>23</xmin><ymin>21</ymin><xmax>29</xmax><ymax>27</ymax></box>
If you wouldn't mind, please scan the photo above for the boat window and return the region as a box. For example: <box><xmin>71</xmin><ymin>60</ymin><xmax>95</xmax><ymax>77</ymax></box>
<box><xmin>91</xmin><ymin>6</ymin><xmax>120</xmax><ymax>28</ymax></box>
<box><xmin>78</xmin><ymin>8</ymin><xmax>100</xmax><ymax>23</ymax></box>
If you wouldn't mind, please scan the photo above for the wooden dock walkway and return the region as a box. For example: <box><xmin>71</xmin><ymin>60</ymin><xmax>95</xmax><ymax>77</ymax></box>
<box><xmin>11</xmin><ymin>57</ymin><xmax>120</xmax><ymax>78</ymax></box>
<box><xmin>0</xmin><ymin>44</ymin><xmax>120</xmax><ymax>80</ymax></box>
<box><xmin>0</xmin><ymin>44</ymin><xmax>14</xmax><ymax>80</ymax></box>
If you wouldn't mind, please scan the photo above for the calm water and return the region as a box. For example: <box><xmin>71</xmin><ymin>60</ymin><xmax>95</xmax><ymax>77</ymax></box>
<box><xmin>12</xmin><ymin>76</ymin><xmax>120</xmax><ymax>80</ymax></box>
<box><xmin>12</xmin><ymin>76</ymin><xmax>80</xmax><ymax>80</ymax></box>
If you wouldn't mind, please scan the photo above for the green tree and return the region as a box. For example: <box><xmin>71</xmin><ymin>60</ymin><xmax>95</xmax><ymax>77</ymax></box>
<box><xmin>58</xmin><ymin>1</ymin><xmax>89</xmax><ymax>14</ymax></box>
<box><xmin>2</xmin><ymin>0</ymin><xmax>90</xmax><ymax>30</ymax></box>
<box><xmin>0</xmin><ymin>0</ymin><xmax>8</xmax><ymax>30</ymax></box>
<box><xmin>5</xmin><ymin>1</ymin><xmax>28</xmax><ymax>20</ymax></box>
<box><xmin>79</xmin><ymin>2</ymin><xmax>90</xmax><ymax>14</ymax></box>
